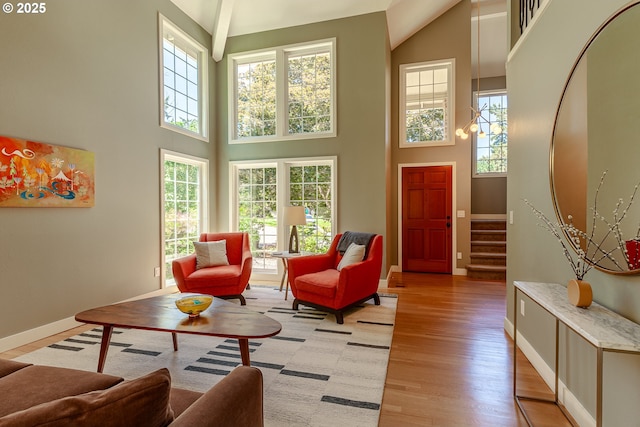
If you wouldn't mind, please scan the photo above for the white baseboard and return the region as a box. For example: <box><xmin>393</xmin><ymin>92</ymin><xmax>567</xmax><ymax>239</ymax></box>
<box><xmin>0</xmin><ymin>286</ymin><xmax>176</xmax><ymax>353</ymax></box>
<box><xmin>0</xmin><ymin>317</ymin><xmax>83</xmax><ymax>353</ymax></box>
<box><xmin>454</xmin><ymin>267</ymin><xmax>467</xmax><ymax>276</ymax></box>
<box><xmin>504</xmin><ymin>316</ymin><xmax>514</xmax><ymax>339</ymax></box>
<box><xmin>558</xmin><ymin>379</ymin><xmax>596</xmax><ymax>427</ymax></box>
<box><xmin>504</xmin><ymin>318</ymin><xmax>593</xmax><ymax>426</ymax></box>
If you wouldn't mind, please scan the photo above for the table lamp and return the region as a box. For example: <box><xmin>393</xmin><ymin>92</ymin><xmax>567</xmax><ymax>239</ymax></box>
<box><xmin>284</xmin><ymin>206</ymin><xmax>307</xmax><ymax>253</ymax></box>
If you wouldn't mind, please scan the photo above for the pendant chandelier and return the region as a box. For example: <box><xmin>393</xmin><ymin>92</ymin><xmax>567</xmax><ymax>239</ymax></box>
<box><xmin>456</xmin><ymin>0</ymin><xmax>502</xmax><ymax>140</ymax></box>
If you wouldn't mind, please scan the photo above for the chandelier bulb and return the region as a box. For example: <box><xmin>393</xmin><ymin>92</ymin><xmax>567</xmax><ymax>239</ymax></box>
<box><xmin>478</xmin><ymin>130</ymin><xmax>486</xmax><ymax>138</ymax></box>
<box><xmin>469</xmin><ymin>123</ymin><xmax>479</xmax><ymax>133</ymax></box>
<box><xmin>460</xmin><ymin>131</ymin><xmax>469</xmax><ymax>140</ymax></box>
<box><xmin>455</xmin><ymin>128</ymin><xmax>463</xmax><ymax>137</ymax></box>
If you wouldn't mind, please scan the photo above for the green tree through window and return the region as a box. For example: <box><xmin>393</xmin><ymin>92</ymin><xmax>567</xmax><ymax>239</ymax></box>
<box><xmin>475</xmin><ymin>92</ymin><xmax>508</xmax><ymax>174</ymax></box>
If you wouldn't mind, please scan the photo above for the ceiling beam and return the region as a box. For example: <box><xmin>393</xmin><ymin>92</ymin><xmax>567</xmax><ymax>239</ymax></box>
<box><xmin>212</xmin><ymin>0</ymin><xmax>235</xmax><ymax>62</ymax></box>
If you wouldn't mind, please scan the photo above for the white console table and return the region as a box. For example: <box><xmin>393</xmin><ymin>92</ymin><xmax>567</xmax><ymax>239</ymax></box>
<box><xmin>513</xmin><ymin>281</ymin><xmax>640</xmax><ymax>426</ymax></box>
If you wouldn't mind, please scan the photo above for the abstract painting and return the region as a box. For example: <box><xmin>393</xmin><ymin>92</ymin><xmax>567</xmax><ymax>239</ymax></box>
<box><xmin>0</xmin><ymin>135</ymin><xmax>95</xmax><ymax>207</ymax></box>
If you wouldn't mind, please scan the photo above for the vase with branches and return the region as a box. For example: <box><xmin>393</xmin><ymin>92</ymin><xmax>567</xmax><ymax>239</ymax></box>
<box><xmin>524</xmin><ymin>171</ymin><xmax>640</xmax><ymax>307</ymax></box>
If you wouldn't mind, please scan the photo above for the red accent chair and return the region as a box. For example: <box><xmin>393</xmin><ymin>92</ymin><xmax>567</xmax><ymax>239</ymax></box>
<box><xmin>172</xmin><ymin>232</ymin><xmax>252</xmax><ymax>305</ymax></box>
<box><xmin>287</xmin><ymin>233</ymin><xmax>383</xmax><ymax>324</ymax></box>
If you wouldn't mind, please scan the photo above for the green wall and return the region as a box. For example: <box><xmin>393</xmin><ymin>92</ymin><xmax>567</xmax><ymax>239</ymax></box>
<box><xmin>507</xmin><ymin>0</ymin><xmax>640</xmax><ymax>421</ymax></box>
<box><xmin>214</xmin><ymin>13</ymin><xmax>389</xmax><ymax>269</ymax></box>
<box><xmin>0</xmin><ymin>0</ymin><xmax>213</xmax><ymax>338</ymax></box>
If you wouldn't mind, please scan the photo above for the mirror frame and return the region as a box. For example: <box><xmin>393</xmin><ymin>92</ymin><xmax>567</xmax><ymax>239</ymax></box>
<box><xmin>550</xmin><ymin>1</ymin><xmax>640</xmax><ymax>275</ymax></box>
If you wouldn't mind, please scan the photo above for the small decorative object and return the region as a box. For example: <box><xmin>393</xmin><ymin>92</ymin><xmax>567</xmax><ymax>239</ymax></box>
<box><xmin>0</xmin><ymin>135</ymin><xmax>95</xmax><ymax>207</ymax></box>
<box><xmin>626</xmin><ymin>239</ymin><xmax>640</xmax><ymax>270</ymax></box>
<box><xmin>523</xmin><ymin>171</ymin><xmax>640</xmax><ymax>308</ymax></box>
<box><xmin>567</xmin><ymin>279</ymin><xmax>593</xmax><ymax>308</ymax></box>
<box><xmin>175</xmin><ymin>295</ymin><xmax>213</xmax><ymax>317</ymax></box>
<box><xmin>524</xmin><ymin>199</ymin><xmax>595</xmax><ymax>308</ymax></box>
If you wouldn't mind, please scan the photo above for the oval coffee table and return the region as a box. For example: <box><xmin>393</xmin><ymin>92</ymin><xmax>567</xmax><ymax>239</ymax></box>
<box><xmin>75</xmin><ymin>293</ymin><xmax>282</xmax><ymax>373</ymax></box>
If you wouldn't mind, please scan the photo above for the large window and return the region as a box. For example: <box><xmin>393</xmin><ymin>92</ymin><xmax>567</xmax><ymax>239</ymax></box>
<box><xmin>400</xmin><ymin>59</ymin><xmax>455</xmax><ymax>148</ymax></box>
<box><xmin>474</xmin><ymin>91</ymin><xmax>508</xmax><ymax>175</ymax></box>
<box><xmin>159</xmin><ymin>15</ymin><xmax>209</xmax><ymax>141</ymax></box>
<box><xmin>161</xmin><ymin>150</ymin><xmax>208</xmax><ymax>285</ymax></box>
<box><xmin>231</xmin><ymin>157</ymin><xmax>336</xmax><ymax>276</ymax></box>
<box><xmin>229</xmin><ymin>39</ymin><xmax>336</xmax><ymax>143</ymax></box>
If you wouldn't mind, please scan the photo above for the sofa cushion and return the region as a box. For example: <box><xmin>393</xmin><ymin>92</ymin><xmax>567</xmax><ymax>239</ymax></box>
<box><xmin>0</xmin><ymin>368</ymin><xmax>174</xmax><ymax>427</ymax></box>
<box><xmin>0</xmin><ymin>365</ymin><xmax>124</xmax><ymax>417</ymax></box>
<box><xmin>295</xmin><ymin>269</ymin><xmax>339</xmax><ymax>298</ymax></box>
<box><xmin>336</xmin><ymin>243</ymin><xmax>365</xmax><ymax>271</ymax></box>
<box><xmin>0</xmin><ymin>359</ymin><xmax>31</xmax><ymax>378</ymax></box>
<box><xmin>194</xmin><ymin>240</ymin><xmax>229</xmax><ymax>269</ymax></box>
<box><xmin>169</xmin><ymin>388</ymin><xmax>203</xmax><ymax>418</ymax></box>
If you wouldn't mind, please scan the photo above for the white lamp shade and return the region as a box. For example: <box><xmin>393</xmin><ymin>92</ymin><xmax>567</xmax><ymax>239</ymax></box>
<box><xmin>284</xmin><ymin>206</ymin><xmax>307</xmax><ymax>225</ymax></box>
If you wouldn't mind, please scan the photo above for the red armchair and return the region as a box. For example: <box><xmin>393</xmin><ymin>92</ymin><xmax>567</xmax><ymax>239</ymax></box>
<box><xmin>172</xmin><ymin>232</ymin><xmax>252</xmax><ymax>305</ymax></box>
<box><xmin>287</xmin><ymin>233</ymin><xmax>383</xmax><ymax>324</ymax></box>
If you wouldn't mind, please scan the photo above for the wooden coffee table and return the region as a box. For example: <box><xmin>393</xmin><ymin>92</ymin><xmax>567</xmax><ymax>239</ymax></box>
<box><xmin>75</xmin><ymin>293</ymin><xmax>282</xmax><ymax>373</ymax></box>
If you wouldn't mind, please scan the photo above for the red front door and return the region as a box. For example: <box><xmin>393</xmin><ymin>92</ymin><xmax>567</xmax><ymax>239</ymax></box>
<box><xmin>402</xmin><ymin>165</ymin><xmax>453</xmax><ymax>273</ymax></box>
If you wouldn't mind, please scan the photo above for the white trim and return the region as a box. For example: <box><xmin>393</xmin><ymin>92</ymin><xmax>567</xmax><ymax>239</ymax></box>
<box><xmin>228</xmin><ymin>38</ymin><xmax>337</xmax><ymax>144</ymax></box>
<box><xmin>229</xmin><ymin>156</ymin><xmax>338</xmax><ymax>281</ymax></box>
<box><xmin>472</xmin><ymin>90</ymin><xmax>507</xmax><ymax>177</ymax></box>
<box><xmin>515</xmin><ymin>329</ymin><xmax>556</xmax><ymax>391</ymax></box>
<box><xmin>504</xmin><ymin>317</ymin><xmax>595</xmax><ymax>427</ymax></box>
<box><xmin>399</xmin><ymin>59</ymin><xmax>456</xmax><ymax>148</ymax></box>
<box><xmin>158</xmin><ymin>13</ymin><xmax>209</xmax><ymax>142</ymax></box>
<box><xmin>397</xmin><ymin>162</ymin><xmax>457</xmax><ymax>274</ymax></box>
<box><xmin>559</xmin><ymin>379</ymin><xmax>596</xmax><ymax>427</ymax></box>
<box><xmin>507</xmin><ymin>0</ymin><xmax>551</xmax><ymax>66</ymax></box>
<box><xmin>0</xmin><ymin>286</ymin><xmax>176</xmax><ymax>353</ymax></box>
<box><xmin>160</xmin><ymin>150</ymin><xmax>209</xmax><ymax>288</ymax></box>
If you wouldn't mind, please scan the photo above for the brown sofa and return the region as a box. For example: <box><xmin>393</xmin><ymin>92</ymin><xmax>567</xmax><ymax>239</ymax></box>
<box><xmin>0</xmin><ymin>358</ymin><xmax>263</xmax><ymax>426</ymax></box>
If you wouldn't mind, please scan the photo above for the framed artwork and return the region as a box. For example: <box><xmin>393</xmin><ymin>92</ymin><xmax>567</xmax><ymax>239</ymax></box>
<box><xmin>0</xmin><ymin>135</ymin><xmax>95</xmax><ymax>207</ymax></box>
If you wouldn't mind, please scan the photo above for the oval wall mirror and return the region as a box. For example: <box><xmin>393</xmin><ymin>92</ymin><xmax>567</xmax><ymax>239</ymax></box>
<box><xmin>551</xmin><ymin>1</ymin><xmax>640</xmax><ymax>274</ymax></box>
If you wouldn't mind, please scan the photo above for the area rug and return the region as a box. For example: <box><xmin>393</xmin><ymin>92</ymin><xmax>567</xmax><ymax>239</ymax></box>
<box><xmin>15</xmin><ymin>286</ymin><xmax>397</xmax><ymax>427</ymax></box>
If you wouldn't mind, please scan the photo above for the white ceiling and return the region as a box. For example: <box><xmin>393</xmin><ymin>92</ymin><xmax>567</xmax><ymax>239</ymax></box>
<box><xmin>169</xmin><ymin>0</ymin><xmax>507</xmax><ymax>78</ymax></box>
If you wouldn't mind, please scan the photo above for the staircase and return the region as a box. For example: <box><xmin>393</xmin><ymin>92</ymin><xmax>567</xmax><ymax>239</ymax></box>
<box><xmin>467</xmin><ymin>219</ymin><xmax>507</xmax><ymax>281</ymax></box>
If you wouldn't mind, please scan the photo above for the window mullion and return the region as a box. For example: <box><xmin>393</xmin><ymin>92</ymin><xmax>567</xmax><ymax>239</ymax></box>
<box><xmin>276</xmin><ymin>50</ymin><xmax>287</xmax><ymax>138</ymax></box>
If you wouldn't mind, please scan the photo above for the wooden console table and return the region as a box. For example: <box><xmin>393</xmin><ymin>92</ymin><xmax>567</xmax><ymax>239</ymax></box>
<box><xmin>513</xmin><ymin>281</ymin><xmax>640</xmax><ymax>427</ymax></box>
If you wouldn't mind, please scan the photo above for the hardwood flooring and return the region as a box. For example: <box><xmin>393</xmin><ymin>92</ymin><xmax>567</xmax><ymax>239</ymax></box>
<box><xmin>1</xmin><ymin>273</ymin><xmax>574</xmax><ymax>426</ymax></box>
<box><xmin>379</xmin><ymin>272</ymin><xmax>574</xmax><ymax>426</ymax></box>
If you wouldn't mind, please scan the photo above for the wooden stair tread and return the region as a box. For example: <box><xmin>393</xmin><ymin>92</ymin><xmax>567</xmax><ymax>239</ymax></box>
<box><xmin>471</xmin><ymin>240</ymin><xmax>506</xmax><ymax>245</ymax></box>
<box><xmin>466</xmin><ymin>264</ymin><xmax>507</xmax><ymax>271</ymax></box>
<box><xmin>470</xmin><ymin>252</ymin><xmax>507</xmax><ymax>258</ymax></box>
<box><xmin>471</xmin><ymin>230</ymin><xmax>506</xmax><ymax>234</ymax></box>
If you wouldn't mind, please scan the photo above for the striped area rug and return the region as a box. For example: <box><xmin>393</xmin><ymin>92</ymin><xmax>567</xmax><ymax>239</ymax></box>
<box><xmin>16</xmin><ymin>286</ymin><xmax>397</xmax><ymax>427</ymax></box>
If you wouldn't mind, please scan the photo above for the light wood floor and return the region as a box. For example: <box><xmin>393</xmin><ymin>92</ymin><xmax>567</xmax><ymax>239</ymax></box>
<box><xmin>1</xmin><ymin>273</ymin><xmax>574</xmax><ymax>426</ymax></box>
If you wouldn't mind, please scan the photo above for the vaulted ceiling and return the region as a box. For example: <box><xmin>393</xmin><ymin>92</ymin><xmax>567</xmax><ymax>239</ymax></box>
<box><xmin>169</xmin><ymin>0</ymin><xmax>507</xmax><ymax>78</ymax></box>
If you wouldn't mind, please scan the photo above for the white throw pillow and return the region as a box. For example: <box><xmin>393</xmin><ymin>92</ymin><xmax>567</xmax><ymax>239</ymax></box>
<box><xmin>337</xmin><ymin>243</ymin><xmax>366</xmax><ymax>271</ymax></box>
<box><xmin>193</xmin><ymin>240</ymin><xmax>229</xmax><ymax>269</ymax></box>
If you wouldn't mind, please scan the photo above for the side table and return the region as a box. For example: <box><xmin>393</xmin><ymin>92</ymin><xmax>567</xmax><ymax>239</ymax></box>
<box><xmin>271</xmin><ymin>251</ymin><xmax>302</xmax><ymax>300</ymax></box>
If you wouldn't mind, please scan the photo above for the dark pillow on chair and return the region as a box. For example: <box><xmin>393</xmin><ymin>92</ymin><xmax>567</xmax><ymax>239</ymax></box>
<box><xmin>0</xmin><ymin>368</ymin><xmax>174</xmax><ymax>427</ymax></box>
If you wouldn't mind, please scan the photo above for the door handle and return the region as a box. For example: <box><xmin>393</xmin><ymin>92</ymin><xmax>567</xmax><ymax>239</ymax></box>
<box><xmin>446</xmin><ymin>222</ymin><xmax>451</xmax><ymax>228</ymax></box>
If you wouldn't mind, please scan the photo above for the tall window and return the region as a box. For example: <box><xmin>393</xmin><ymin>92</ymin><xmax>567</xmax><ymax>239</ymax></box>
<box><xmin>229</xmin><ymin>39</ymin><xmax>336</xmax><ymax>143</ymax></box>
<box><xmin>400</xmin><ymin>60</ymin><xmax>455</xmax><ymax>148</ymax></box>
<box><xmin>162</xmin><ymin>151</ymin><xmax>208</xmax><ymax>285</ymax></box>
<box><xmin>289</xmin><ymin>164</ymin><xmax>333</xmax><ymax>253</ymax></box>
<box><xmin>231</xmin><ymin>157</ymin><xmax>336</xmax><ymax>276</ymax></box>
<box><xmin>237</xmin><ymin>165</ymin><xmax>278</xmax><ymax>270</ymax></box>
<box><xmin>474</xmin><ymin>91</ymin><xmax>508</xmax><ymax>175</ymax></box>
<box><xmin>159</xmin><ymin>15</ymin><xmax>209</xmax><ymax>141</ymax></box>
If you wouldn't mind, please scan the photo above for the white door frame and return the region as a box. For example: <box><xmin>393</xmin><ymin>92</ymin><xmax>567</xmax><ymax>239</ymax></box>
<box><xmin>397</xmin><ymin>161</ymin><xmax>464</xmax><ymax>275</ymax></box>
